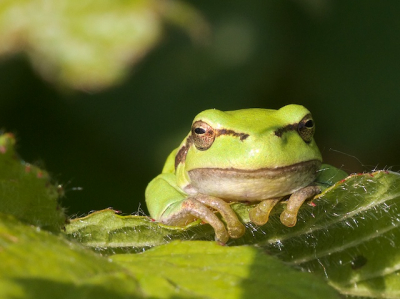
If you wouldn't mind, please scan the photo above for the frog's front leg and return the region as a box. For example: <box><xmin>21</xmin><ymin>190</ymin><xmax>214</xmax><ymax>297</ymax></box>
<box><xmin>145</xmin><ymin>173</ymin><xmax>245</xmax><ymax>243</ymax></box>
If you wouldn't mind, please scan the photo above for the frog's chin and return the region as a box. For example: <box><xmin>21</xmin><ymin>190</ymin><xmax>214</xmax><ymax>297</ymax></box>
<box><xmin>185</xmin><ymin>159</ymin><xmax>322</xmax><ymax>202</ymax></box>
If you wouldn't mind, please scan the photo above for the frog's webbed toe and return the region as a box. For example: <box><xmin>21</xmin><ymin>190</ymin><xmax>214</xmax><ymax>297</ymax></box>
<box><xmin>280</xmin><ymin>185</ymin><xmax>321</xmax><ymax>227</ymax></box>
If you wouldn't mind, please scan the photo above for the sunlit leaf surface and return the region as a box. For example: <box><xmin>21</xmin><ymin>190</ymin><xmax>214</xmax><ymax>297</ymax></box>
<box><xmin>111</xmin><ymin>240</ymin><xmax>339</xmax><ymax>299</ymax></box>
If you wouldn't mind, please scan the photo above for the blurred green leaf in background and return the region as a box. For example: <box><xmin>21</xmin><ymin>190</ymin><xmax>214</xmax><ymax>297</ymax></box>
<box><xmin>0</xmin><ymin>0</ymin><xmax>208</xmax><ymax>91</ymax></box>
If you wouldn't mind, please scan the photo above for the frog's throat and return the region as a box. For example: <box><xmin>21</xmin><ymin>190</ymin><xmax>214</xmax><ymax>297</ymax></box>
<box><xmin>185</xmin><ymin>159</ymin><xmax>322</xmax><ymax>201</ymax></box>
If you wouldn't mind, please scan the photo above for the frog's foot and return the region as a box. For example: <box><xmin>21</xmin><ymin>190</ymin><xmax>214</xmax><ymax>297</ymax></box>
<box><xmin>280</xmin><ymin>185</ymin><xmax>321</xmax><ymax>227</ymax></box>
<box><xmin>249</xmin><ymin>198</ymin><xmax>281</xmax><ymax>226</ymax></box>
<box><xmin>163</xmin><ymin>195</ymin><xmax>245</xmax><ymax>244</ymax></box>
<box><xmin>180</xmin><ymin>198</ymin><xmax>230</xmax><ymax>243</ymax></box>
<box><xmin>194</xmin><ymin>195</ymin><xmax>246</xmax><ymax>240</ymax></box>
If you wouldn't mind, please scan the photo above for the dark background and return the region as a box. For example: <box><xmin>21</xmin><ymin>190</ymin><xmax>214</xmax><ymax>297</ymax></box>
<box><xmin>0</xmin><ymin>1</ymin><xmax>398</xmax><ymax>216</ymax></box>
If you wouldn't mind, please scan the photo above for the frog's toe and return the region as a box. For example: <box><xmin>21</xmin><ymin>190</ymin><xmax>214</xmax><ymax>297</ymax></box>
<box><xmin>214</xmin><ymin>230</ymin><xmax>230</xmax><ymax>244</ymax></box>
<box><xmin>249</xmin><ymin>208</ymin><xmax>266</xmax><ymax>226</ymax></box>
<box><xmin>227</xmin><ymin>222</ymin><xmax>246</xmax><ymax>239</ymax></box>
<box><xmin>280</xmin><ymin>185</ymin><xmax>321</xmax><ymax>227</ymax></box>
<box><xmin>280</xmin><ymin>210</ymin><xmax>297</xmax><ymax>227</ymax></box>
<box><xmin>249</xmin><ymin>199</ymin><xmax>281</xmax><ymax>226</ymax></box>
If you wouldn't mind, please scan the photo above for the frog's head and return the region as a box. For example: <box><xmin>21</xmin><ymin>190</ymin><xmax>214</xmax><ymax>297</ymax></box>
<box><xmin>175</xmin><ymin>104</ymin><xmax>323</xmax><ymax>200</ymax></box>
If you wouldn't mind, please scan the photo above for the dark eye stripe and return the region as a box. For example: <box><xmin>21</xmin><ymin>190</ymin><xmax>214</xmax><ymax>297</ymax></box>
<box><xmin>175</xmin><ymin>135</ymin><xmax>193</xmax><ymax>169</ymax></box>
<box><xmin>274</xmin><ymin>113</ymin><xmax>314</xmax><ymax>143</ymax></box>
<box><xmin>274</xmin><ymin>123</ymin><xmax>297</xmax><ymax>137</ymax></box>
<box><xmin>216</xmin><ymin>129</ymin><xmax>249</xmax><ymax>140</ymax></box>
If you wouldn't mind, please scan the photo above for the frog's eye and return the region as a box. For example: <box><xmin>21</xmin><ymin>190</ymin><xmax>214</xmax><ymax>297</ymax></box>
<box><xmin>191</xmin><ymin>121</ymin><xmax>216</xmax><ymax>150</ymax></box>
<box><xmin>297</xmin><ymin>114</ymin><xmax>315</xmax><ymax>143</ymax></box>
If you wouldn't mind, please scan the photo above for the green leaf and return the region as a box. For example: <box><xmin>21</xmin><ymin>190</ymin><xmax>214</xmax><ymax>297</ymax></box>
<box><xmin>271</xmin><ymin>170</ymin><xmax>400</xmax><ymax>298</ymax></box>
<box><xmin>0</xmin><ymin>133</ymin><xmax>65</xmax><ymax>232</ymax></box>
<box><xmin>65</xmin><ymin>208</ymin><xmax>214</xmax><ymax>254</ymax></box>
<box><xmin>0</xmin><ymin>213</ymin><xmax>339</xmax><ymax>299</ymax></box>
<box><xmin>111</xmin><ymin>240</ymin><xmax>340</xmax><ymax>299</ymax></box>
<box><xmin>0</xmin><ymin>213</ymin><xmax>141</xmax><ymax>299</ymax></box>
<box><xmin>66</xmin><ymin>170</ymin><xmax>400</xmax><ymax>298</ymax></box>
<box><xmin>0</xmin><ymin>0</ymin><xmax>207</xmax><ymax>91</ymax></box>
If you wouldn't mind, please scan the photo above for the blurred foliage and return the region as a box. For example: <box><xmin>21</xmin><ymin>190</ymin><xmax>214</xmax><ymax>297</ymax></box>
<box><xmin>0</xmin><ymin>0</ymin><xmax>207</xmax><ymax>90</ymax></box>
<box><xmin>0</xmin><ymin>0</ymin><xmax>398</xmax><ymax>217</ymax></box>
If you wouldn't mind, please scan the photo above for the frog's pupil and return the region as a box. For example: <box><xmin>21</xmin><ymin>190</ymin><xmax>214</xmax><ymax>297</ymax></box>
<box><xmin>305</xmin><ymin>120</ymin><xmax>314</xmax><ymax>128</ymax></box>
<box><xmin>195</xmin><ymin>128</ymin><xmax>206</xmax><ymax>134</ymax></box>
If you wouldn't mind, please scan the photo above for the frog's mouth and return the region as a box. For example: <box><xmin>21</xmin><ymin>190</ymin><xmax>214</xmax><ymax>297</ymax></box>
<box><xmin>186</xmin><ymin>159</ymin><xmax>321</xmax><ymax>202</ymax></box>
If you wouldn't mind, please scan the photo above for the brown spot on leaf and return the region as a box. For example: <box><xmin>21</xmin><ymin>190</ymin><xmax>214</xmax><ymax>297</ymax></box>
<box><xmin>351</xmin><ymin>255</ymin><xmax>367</xmax><ymax>270</ymax></box>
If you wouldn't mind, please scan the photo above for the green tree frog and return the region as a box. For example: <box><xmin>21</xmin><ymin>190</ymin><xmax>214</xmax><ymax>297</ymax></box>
<box><xmin>146</xmin><ymin>104</ymin><xmax>323</xmax><ymax>243</ymax></box>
